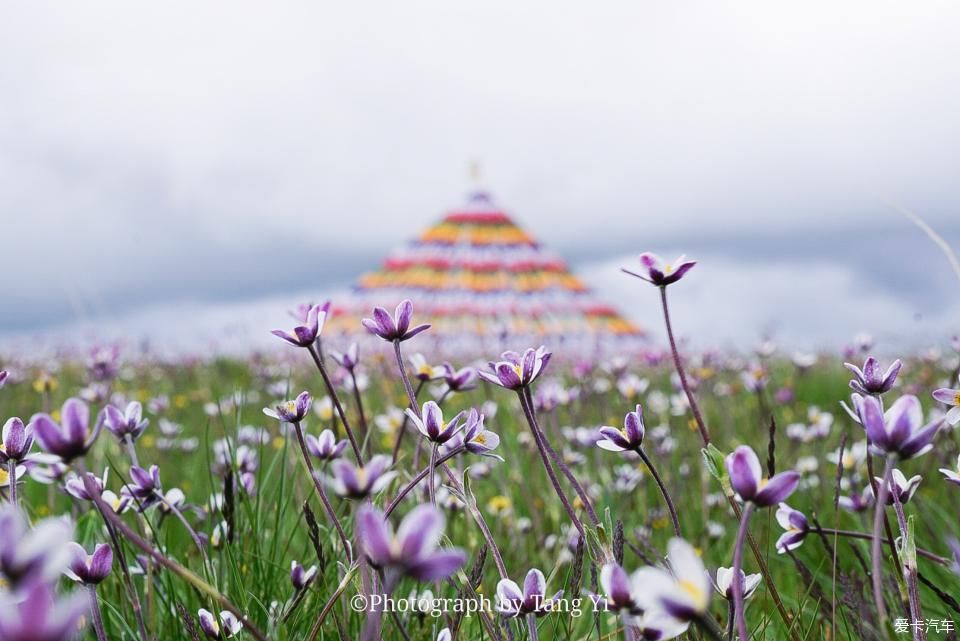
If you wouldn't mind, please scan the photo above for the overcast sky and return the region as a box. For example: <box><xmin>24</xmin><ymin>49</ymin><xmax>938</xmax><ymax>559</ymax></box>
<box><xmin>2</xmin><ymin>1</ymin><xmax>959</xmax><ymax>352</ymax></box>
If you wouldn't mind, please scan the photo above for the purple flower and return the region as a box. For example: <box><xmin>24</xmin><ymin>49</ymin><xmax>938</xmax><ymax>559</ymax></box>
<box><xmin>870</xmin><ymin>468</ymin><xmax>922</xmax><ymax>505</ymax></box>
<box><xmin>104</xmin><ymin>401</ymin><xmax>149</xmax><ymax>442</ymax></box>
<box><xmin>263</xmin><ymin>391</ymin><xmax>312</xmax><ymax>423</ymax></box>
<box><xmin>598</xmin><ymin>562</ymin><xmax>641</xmax><ymax>614</ymax></box>
<box><xmin>1</xmin><ymin>417</ymin><xmax>53</xmax><ymax>465</ymax></box>
<box><xmin>442</xmin><ymin>363</ymin><xmax>478</xmax><ymax>393</ymax></box>
<box><xmin>741</xmin><ymin>363</ymin><xmax>768</xmax><ymax>393</ymax></box>
<box><xmin>0</xmin><ymin>370</ymin><xmax>7</xmax><ymax>388</ymax></box>
<box><xmin>290</xmin><ymin>300</ymin><xmax>330</xmax><ymax>324</ymax></box>
<box><xmin>305</xmin><ymin>429</ymin><xmax>348</xmax><ymax>461</ymax></box>
<box><xmin>272</xmin><ymin>303</ymin><xmax>326</xmax><ymax>347</ymax></box>
<box><xmin>30</xmin><ymin>398</ymin><xmax>100</xmax><ymax>463</ymax></box>
<box><xmin>774</xmin><ymin>503</ymin><xmax>809</xmax><ymax>553</ymax></box>
<box><xmin>949</xmin><ymin>538</ymin><xmax>960</xmax><ymax>576</ymax></box>
<box><xmin>724</xmin><ymin>445</ymin><xmax>800</xmax><ymax>507</ymax></box>
<box><xmin>478</xmin><ymin>347</ymin><xmax>552</xmax><ymax>390</ymax></box>
<box><xmin>64</xmin><ymin>542</ymin><xmax>113</xmax><ymax>585</ymax></box>
<box><xmin>121</xmin><ymin>465</ymin><xmax>162</xmax><ymax>510</ymax></box>
<box><xmin>844</xmin><ymin>356</ymin><xmax>902</xmax><ymax>395</ymax></box>
<box><xmin>496</xmin><ymin>568</ymin><xmax>563</xmax><ymax>617</ymax></box>
<box><xmin>361</xmin><ymin>300</ymin><xmax>430</xmax><ymax>342</ymax></box>
<box><xmin>198</xmin><ymin>608</ymin><xmax>242</xmax><ymax>639</ymax></box>
<box><xmin>631</xmin><ymin>538</ymin><xmax>710</xmax><ymax>621</ymax></box>
<box><xmin>356</xmin><ymin>504</ymin><xmax>465</xmax><ymax>581</ymax></box>
<box><xmin>405</xmin><ymin>401</ymin><xmax>465</xmax><ymax>445</ymax></box>
<box><xmin>290</xmin><ymin>560</ymin><xmax>318</xmax><ymax>590</ymax></box>
<box><xmin>712</xmin><ymin>567</ymin><xmax>761</xmax><ymax>600</ymax></box>
<box><xmin>623</xmin><ymin>252</ymin><xmax>696</xmax><ymax>287</ymax></box>
<box><xmin>0</xmin><ymin>581</ymin><xmax>87</xmax><ymax>641</ymax></box>
<box><xmin>329</xmin><ymin>455</ymin><xmax>396</xmax><ymax>499</ymax></box>
<box><xmin>932</xmin><ymin>375</ymin><xmax>960</xmax><ymax>426</ymax></box>
<box><xmin>597</xmin><ymin>405</ymin><xmax>645</xmax><ymax>453</ymax></box>
<box><xmin>330</xmin><ymin>343</ymin><xmax>360</xmax><ymax>372</ymax></box>
<box><xmin>857</xmin><ymin>394</ymin><xmax>941</xmax><ymax>459</ymax></box>
<box><xmin>0</xmin><ymin>504</ymin><xmax>75</xmax><ymax>586</ymax></box>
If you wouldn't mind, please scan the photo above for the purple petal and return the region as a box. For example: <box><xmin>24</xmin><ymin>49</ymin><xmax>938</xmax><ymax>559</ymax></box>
<box><xmin>407</xmin><ymin>549</ymin><xmax>466</xmax><ymax>581</ymax></box>
<box><xmin>933</xmin><ymin>388</ymin><xmax>959</xmax><ymax>405</ymax></box>
<box><xmin>62</xmin><ymin>398</ymin><xmax>89</xmax><ymax>444</ymax></box>
<box><xmin>401</xmin><ymin>323</ymin><xmax>431</xmax><ymax>341</ymax></box>
<box><xmin>395</xmin><ymin>300</ymin><xmax>413</xmax><ymax>336</ymax></box>
<box><xmin>397</xmin><ymin>504</ymin><xmax>444</xmax><ymax>560</ymax></box>
<box><xmin>725</xmin><ymin>446</ymin><xmax>761</xmax><ymax>501</ymax></box>
<box><xmin>356</xmin><ymin>506</ymin><xmax>392</xmax><ymax>566</ymax></box>
<box><xmin>754</xmin><ymin>471</ymin><xmax>801</xmax><ymax>506</ymax></box>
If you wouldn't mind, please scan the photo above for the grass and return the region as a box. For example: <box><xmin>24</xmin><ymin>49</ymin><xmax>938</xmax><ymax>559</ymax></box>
<box><xmin>2</xmin><ymin>348</ymin><xmax>959</xmax><ymax>640</ymax></box>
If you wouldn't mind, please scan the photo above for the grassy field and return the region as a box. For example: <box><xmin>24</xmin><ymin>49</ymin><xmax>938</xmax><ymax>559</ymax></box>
<box><xmin>2</xmin><ymin>339</ymin><xmax>959</xmax><ymax>641</ymax></box>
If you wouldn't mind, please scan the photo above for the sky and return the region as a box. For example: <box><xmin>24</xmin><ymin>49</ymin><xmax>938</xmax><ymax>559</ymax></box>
<box><xmin>2</xmin><ymin>1</ymin><xmax>959</xmax><ymax>353</ymax></box>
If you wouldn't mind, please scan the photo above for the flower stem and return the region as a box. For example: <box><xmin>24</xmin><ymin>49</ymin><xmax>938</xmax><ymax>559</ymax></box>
<box><xmin>527</xmin><ymin>613</ymin><xmax>539</xmax><ymax>641</ymax></box>
<box><xmin>871</xmin><ymin>456</ymin><xmax>895</xmax><ymax>623</ymax></box>
<box><xmin>81</xmin><ymin>475</ymin><xmax>270</xmax><ymax>641</ymax></box>
<box><xmin>157</xmin><ymin>491</ymin><xmax>212</xmax><ymax>573</ymax></box>
<box><xmin>124</xmin><ymin>435</ymin><xmax>140</xmax><ymax>467</ymax></box>
<box><xmin>732</xmin><ymin>502</ymin><xmax>756</xmax><ymax>641</ymax></box>
<box><xmin>428</xmin><ymin>443</ymin><xmax>439</xmax><ymax>505</ymax></box>
<box><xmin>441</xmin><ymin>463</ymin><xmax>509</xmax><ymax>580</ymax></box>
<box><xmin>384</xmin><ymin>447</ymin><xmax>465</xmax><ymax>517</ymax></box>
<box><xmin>393</xmin><ymin>341</ymin><xmax>420</xmax><ymax>415</ymax></box>
<box><xmin>693</xmin><ymin>612</ymin><xmax>727</xmax><ymax>641</ymax></box>
<box><xmin>306</xmin><ymin>344</ymin><xmax>363</xmax><ymax>464</ymax></box>
<box><xmin>892</xmin><ymin>488</ymin><xmax>926</xmax><ymax>641</ymax></box>
<box><xmin>517</xmin><ymin>391</ymin><xmax>587</xmax><ymax>538</ymax></box>
<box><xmin>637</xmin><ymin>448</ymin><xmax>681</xmax><ymax>537</ymax></box>
<box><xmin>7</xmin><ymin>461</ymin><xmax>17</xmax><ymax>506</ymax></box>
<box><xmin>812</xmin><ymin>526</ymin><xmax>948</xmax><ymax>565</ymax></box>
<box><xmin>522</xmin><ymin>388</ymin><xmax>600</xmax><ymax>526</ymax></box>
<box><xmin>96</xmin><ymin>504</ymin><xmax>149</xmax><ymax>641</ymax></box>
<box><xmin>292</xmin><ymin>421</ymin><xmax>353</xmax><ymax>561</ymax></box>
<box><xmin>350</xmin><ymin>370</ymin><xmax>369</xmax><ymax>441</ymax></box>
<box><xmin>391</xmin><ymin>380</ymin><xmax>424</xmax><ymax>464</ymax></box>
<box><xmin>659</xmin><ymin>286</ymin><xmax>711</xmax><ymax>445</ymax></box>
<box><xmin>88</xmin><ymin>585</ymin><xmax>108</xmax><ymax>641</ymax></box>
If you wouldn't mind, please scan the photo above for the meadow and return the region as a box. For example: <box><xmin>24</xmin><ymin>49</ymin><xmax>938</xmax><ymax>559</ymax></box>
<box><xmin>1</xmin><ymin>257</ymin><xmax>959</xmax><ymax>641</ymax></box>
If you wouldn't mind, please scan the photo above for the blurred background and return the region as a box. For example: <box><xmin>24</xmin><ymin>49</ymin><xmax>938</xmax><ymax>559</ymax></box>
<box><xmin>2</xmin><ymin>1</ymin><xmax>959</xmax><ymax>353</ymax></box>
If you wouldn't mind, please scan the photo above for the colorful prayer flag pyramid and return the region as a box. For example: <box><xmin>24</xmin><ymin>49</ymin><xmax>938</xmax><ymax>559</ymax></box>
<box><xmin>329</xmin><ymin>190</ymin><xmax>643</xmax><ymax>352</ymax></box>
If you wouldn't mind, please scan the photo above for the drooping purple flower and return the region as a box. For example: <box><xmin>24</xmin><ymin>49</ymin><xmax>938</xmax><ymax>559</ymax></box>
<box><xmin>478</xmin><ymin>347</ymin><xmax>552</xmax><ymax>390</ymax></box>
<box><xmin>361</xmin><ymin>300</ymin><xmax>431</xmax><ymax>343</ymax></box>
<box><xmin>496</xmin><ymin>568</ymin><xmax>564</xmax><ymax>617</ymax></box>
<box><xmin>64</xmin><ymin>542</ymin><xmax>113</xmax><ymax>585</ymax></box>
<box><xmin>329</xmin><ymin>343</ymin><xmax>360</xmax><ymax>372</ymax></box>
<box><xmin>198</xmin><ymin>608</ymin><xmax>242</xmax><ymax>639</ymax></box>
<box><xmin>724</xmin><ymin>445</ymin><xmax>800</xmax><ymax>507</ymax></box>
<box><xmin>263</xmin><ymin>391</ymin><xmax>312</xmax><ymax>423</ymax></box>
<box><xmin>356</xmin><ymin>504</ymin><xmax>466</xmax><ymax>581</ymax></box>
<box><xmin>844</xmin><ymin>356</ymin><xmax>902</xmax><ymax>395</ymax></box>
<box><xmin>405</xmin><ymin>401</ymin><xmax>465</xmax><ymax>445</ymax></box>
<box><xmin>623</xmin><ymin>252</ymin><xmax>696</xmax><ymax>287</ymax></box>
<box><xmin>774</xmin><ymin>503</ymin><xmax>809</xmax><ymax>553</ymax></box>
<box><xmin>870</xmin><ymin>468</ymin><xmax>922</xmax><ymax>505</ymax></box>
<box><xmin>272</xmin><ymin>303</ymin><xmax>326</xmax><ymax>347</ymax></box>
<box><xmin>30</xmin><ymin>398</ymin><xmax>100</xmax><ymax>463</ymax></box>
<box><xmin>329</xmin><ymin>455</ymin><xmax>397</xmax><ymax>499</ymax></box>
<box><xmin>103</xmin><ymin>401</ymin><xmax>150</xmax><ymax>442</ymax></box>
<box><xmin>0</xmin><ymin>504</ymin><xmax>75</xmax><ymax>586</ymax></box>
<box><xmin>305</xmin><ymin>429</ymin><xmax>348</xmax><ymax>461</ymax></box>
<box><xmin>932</xmin><ymin>375</ymin><xmax>960</xmax><ymax>426</ymax></box>
<box><xmin>712</xmin><ymin>567</ymin><xmax>761</xmax><ymax>600</ymax></box>
<box><xmin>597</xmin><ymin>405</ymin><xmax>645</xmax><ymax>453</ymax></box>
<box><xmin>856</xmin><ymin>394</ymin><xmax>941</xmax><ymax>459</ymax></box>
<box><xmin>441</xmin><ymin>363</ymin><xmax>478</xmax><ymax>393</ymax></box>
<box><xmin>0</xmin><ymin>370</ymin><xmax>7</xmax><ymax>388</ymax></box>
<box><xmin>121</xmin><ymin>465</ymin><xmax>163</xmax><ymax>511</ymax></box>
<box><xmin>949</xmin><ymin>538</ymin><xmax>960</xmax><ymax>576</ymax></box>
<box><xmin>0</xmin><ymin>581</ymin><xmax>87</xmax><ymax>641</ymax></box>
<box><xmin>598</xmin><ymin>562</ymin><xmax>641</xmax><ymax>614</ymax></box>
<box><xmin>290</xmin><ymin>560</ymin><xmax>318</xmax><ymax>591</ymax></box>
